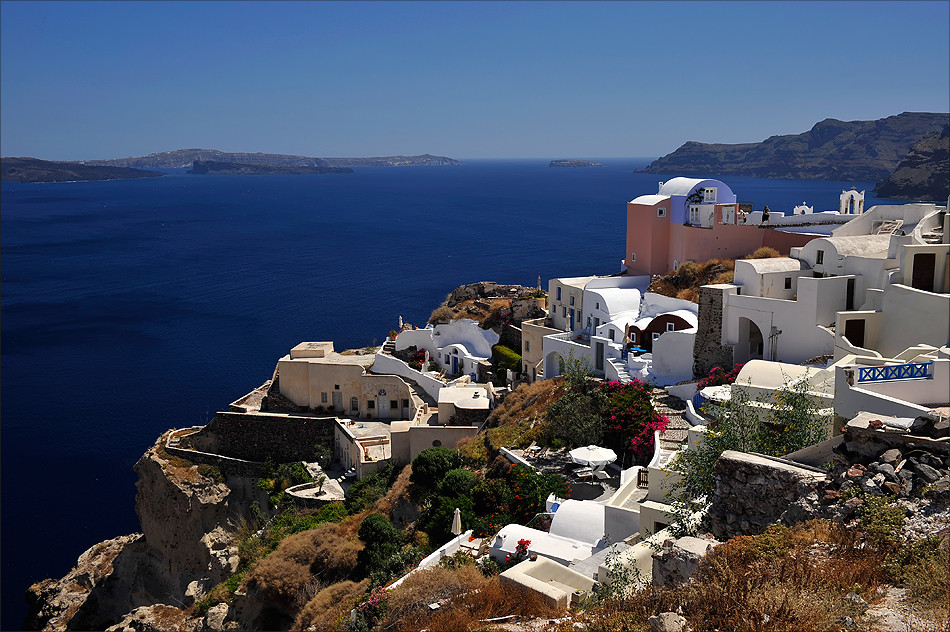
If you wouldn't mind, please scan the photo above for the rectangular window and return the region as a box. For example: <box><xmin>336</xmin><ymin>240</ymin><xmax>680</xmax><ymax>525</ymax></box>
<box><xmin>334</xmin><ymin>384</ymin><xmax>340</xmax><ymax>390</ymax></box>
<box><xmin>563</xmin><ymin>307</ymin><xmax>567</xmax><ymax>317</ymax></box>
<box><xmin>556</xmin><ymin>287</ymin><xmax>562</xmax><ymax>301</ymax></box>
<box><xmin>631</xmin><ymin>332</ymin><xmax>637</xmax><ymax>343</ymax></box>
<box><xmin>657</xmin><ymin>207</ymin><xmax>667</xmax><ymax>217</ymax></box>
<box><xmin>595</xmin><ymin>302</ymin><xmax>599</xmax><ymax>310</ymax></box>
<box><xmin>390</xmin><ymin>400</ymin><xmax>398</xmax><ymax>409</ymax></box>
<box><xmin>816</xmin><ymin>250</ymin><xmax>824</xmax><ymax>265</ymax></box>
<box><xmin>569</xmin><ymin>295</ymin><xmax>575</xmax><ymax>306</ymax></box>
<box><xmin>784</xmin><ymin>277</ymin><xmax>792</xmax><ymax>289</ymax></box>
<box><xmin>402</xmin><ymin>399</ymin><xmax>409</xmax><ymax>408</ymax></box>
<box><xmin>630</xmin><ymin>252</ymin><xmax>636</xmax><ymax>262</ymax></box>
<box><xmin>704</xmin><ymin>187</ymin><xmax>717</xmax><ymax>203</ymax></box>
<box><xmin>690</xmin><ymin>205</ymin><xmax>700</xmax><ymax>225</ymax></box>
<box><xmin>608</xmin><ymin>329</ymin><xmax>615</xmax><ymax>341</ymax></box>
<box><xmin>321</xmin><ymin>392</ymin><xmax>328</xmax><ymax>403</ymax></box>
<box><xmin>367</xmin><ymin>400</ymin><xmax>375</xmax><ymax>409</ymax></box>
<box><xmin>652</xmin><ymin>332</ymin><xmax>661</xmax><ymax>341</ymax></box>
<box><xmin>666</xmin><ymin>322</ymin><xmax>675</xmax><ymax>332</ymax></box>
<box><xmin>525</xmin><ymin>340</ymin><xmax>530</xmax><ymax>352</ymax></box>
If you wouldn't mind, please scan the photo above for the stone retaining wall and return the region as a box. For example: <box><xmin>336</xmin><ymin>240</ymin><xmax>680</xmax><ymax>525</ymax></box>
<box><xmin>693</xmin><ymin>285</ymin><xmax>736</xmax><ymax>379</ymax></box>
<box><xmin>164</xmin><ymin>444</ymin><xmax>269</xmax><ymax>478</ymax></box>
<box><xmin>708</xmin><ymin>450</ymin><xmax>827</xmax><ymax>540</ymax></box>
<box><xmin>187</xmin><ymin>411</ymin><xmax>335</xmax><ymax>462</ymax></box>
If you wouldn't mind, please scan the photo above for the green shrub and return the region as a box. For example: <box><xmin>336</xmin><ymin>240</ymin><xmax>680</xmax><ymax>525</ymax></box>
<box><xmin>411</xmin><ymin>447</ymin><xmax>462</xmax><ymax>488</ymax></box>
<box><xmin>439</xmin><ymin>468</ymin><xmax>478</xmax><ymax>497</ymax></box>
<box><xmin>491</xmin><ymin>344</ymin><xmax>522</xmax><ymax>375</ymax></box>
<box><xmin>345</xmin><ymin>463</ymin><xmax>401</xmax><ymax>513</ymax></box>
<box><xmin>197</xmin><ymin>463</ymin><xmax>225</xmax><ymax>483</ymax></box>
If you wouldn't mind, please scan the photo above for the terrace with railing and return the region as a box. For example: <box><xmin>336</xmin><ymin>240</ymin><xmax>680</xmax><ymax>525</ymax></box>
<box><xmin>857</xmin><ymin>361</ymin><xmax>933</xmax><ymax>383</ymax></box>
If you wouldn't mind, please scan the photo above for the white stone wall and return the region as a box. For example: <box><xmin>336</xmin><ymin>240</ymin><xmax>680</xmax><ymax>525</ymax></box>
<box><xmin>651</xmin><ymin>331</ymin><xmax>697</xmax><ymax>385</ymax></box>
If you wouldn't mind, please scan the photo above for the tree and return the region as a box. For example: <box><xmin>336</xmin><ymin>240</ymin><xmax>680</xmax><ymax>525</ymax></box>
<box><xmin>546</xmin><ymin>389</ymin><xmax>605</xmax><ymax>448</ymax></box>
<box><xmin>668</xmin><ymin>377</ymin><xmax>831</xmax><ymax>533</ymax></box>
<box><xmin>357</xmin><ymin>513</ymin><xmax>402</xmax><ymax>581</ymax></box>
<box><xmin>545</xmin><ymin>350</ymin><xmax>605</xmax><ymax>448</ymax></box>
<box><xmin>410</xmin><ymin>447</ymin><xmax>462</xmax><ymax>488</ymax></box>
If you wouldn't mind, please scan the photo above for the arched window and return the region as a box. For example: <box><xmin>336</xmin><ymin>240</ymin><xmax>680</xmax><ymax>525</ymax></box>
<box><xmin>432</xmin><ymin>440</ymin><xmax>442</xmax><ymax>447</ymax></box>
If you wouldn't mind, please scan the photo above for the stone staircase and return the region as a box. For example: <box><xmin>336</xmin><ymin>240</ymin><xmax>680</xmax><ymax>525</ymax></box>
<box><xmin>874</xmin><ymin>219</ymin><xmax>903</xmax><ymax>235</ymax></box>
<box><xmin>651</xmin><ymin>388</ymin><xmax>691</xmax><ymax>450</ymax></box>
<box><xmin>607</xmin><ymin>357</ymin><xmax>633</xmax><ymax>383</ymax></box>
<box><xmin>921</xmin><ymin>222</ymin><xmax>945</xmax><ymax>244</ymax></box>
<box><xmin>382</xmin><ymin>340</ymin><xmax>396</xmax><ymax>355</ymax></box>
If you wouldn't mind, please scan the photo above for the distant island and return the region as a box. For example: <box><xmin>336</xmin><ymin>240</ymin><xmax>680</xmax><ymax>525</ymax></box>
<box><xmin>874</xmin><ymin>125</ymin><xmax>949</xmax><ymax>201</ymax></box>
<box><xmin>85</xmin><ymin>149</ymin><xmax>462</xmax><ymax>169</ymax></box>
<box><xmin>1</xmin><ymin>157</ymin><xmax>163</xmax><ymax>183</ymax></box>
<box><xmin>550</xmin><ymin>159</ymin><xmax>603</xmax><ymax>168</ymax></box>
<box><xmin>638</xmin><ymin>112</ymin><xmax>948</xmax><ymax>182</ymax></box>
<box><xmin>187</xmin><ymin>160</ymin><xmax>354</xmax><ymax>176</ymax></box>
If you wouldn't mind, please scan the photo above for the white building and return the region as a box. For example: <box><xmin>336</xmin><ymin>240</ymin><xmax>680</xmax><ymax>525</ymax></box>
<box><xmin>393</xmin><ymin>318</ymin><xmax>499</xmax><ymax>380</ymax></box>
<box><xmin>541</xmin><ymin>276</ymin><xmax>699</xmax><ymax>386</ymax></box>
<box><xmin>707</xmin><ymin>203</ymin><xmax>949</xmax><ymax>367</ymax></box>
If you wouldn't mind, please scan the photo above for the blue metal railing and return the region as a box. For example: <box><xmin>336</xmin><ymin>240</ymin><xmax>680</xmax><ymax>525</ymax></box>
<box><xmin>857</xmin><ymin>361</ymin><xmax>933</xmax><ymax>383</ymax></box>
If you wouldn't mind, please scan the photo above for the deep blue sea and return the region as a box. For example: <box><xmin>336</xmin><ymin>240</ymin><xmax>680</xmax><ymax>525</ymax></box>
<box><xmin>0</xmin><ymin>159</ymin><xmax>902</xmax><ymax>628</ymax></box>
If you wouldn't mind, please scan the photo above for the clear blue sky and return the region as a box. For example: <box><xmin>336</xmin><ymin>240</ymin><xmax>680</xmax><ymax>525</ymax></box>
<box><xmin>2</xmin><ymin>1</ymin><xmax>947</xmax><ymax>160</ymax></box>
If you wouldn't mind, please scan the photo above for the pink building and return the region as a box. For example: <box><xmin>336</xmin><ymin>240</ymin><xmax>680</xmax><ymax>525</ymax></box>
<box><xmin>623</xmin><ymin>177</ymin><xmax>817</xmax><ymax>276</ymax></box>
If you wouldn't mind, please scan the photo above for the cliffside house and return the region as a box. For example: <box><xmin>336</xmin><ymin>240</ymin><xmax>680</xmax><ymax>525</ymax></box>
<box><xmin>694</xmin><ymin>202</ymin><xmax>949</xmax><ymax>370</ymax></box>
<box><xmin>623</xmin><ymin>177</ymin><xmax>855</xmax><ymax>277</ymax></box>
<box><xmin>539</xmin><ymin>275</ymin><xmax>699</xmax><ymax>386</ymax></box>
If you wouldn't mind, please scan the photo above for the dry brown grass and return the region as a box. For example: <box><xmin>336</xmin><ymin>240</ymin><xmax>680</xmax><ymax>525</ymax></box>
<box><xmin>487</xmin><ymin>379</ymin><xmax>562</xmax><ymax>429</ymax></box>
<box><xmin>371</xmin><ymin>464</ymin><xmax>414</xmax><ymax>517</ymax></box>
<box><xmin>245</xmin><ymin>519</ymin><xmax>364</xmax><ymax>607</ymax></box>
<box><xmin>457</xmin><ymin>380</ymin><xmax>563</xmax><ymax>465</ymax></box>
<box><xmin>583</xmin><ymin>520</ymin><xmax>902</xmax><ymax>632</ymax></box>
<box><xmin>648</xmin><ymin>258</ymin><xmax>737</xmax><ymax>303</ymax></box>
<box><xmin>293</xmin><ymin>579</ymin><xmax>370</xmax><ymax>631</ymax></box>
<box><xmin>746</xmin><ymin>246</ymin><xmax>781</xmax><ymax>259</ymax></box>
<box><xmin>381</xmin><ymin>565</ymin><xmax>559</xmax><ymax>631</ymax></box>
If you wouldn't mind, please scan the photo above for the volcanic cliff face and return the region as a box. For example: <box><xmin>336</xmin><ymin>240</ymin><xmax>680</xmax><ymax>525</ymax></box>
<box><xmin>874</xmin><ymin>125</ymin><xmax>950</xmax><ymax>201</ymax></box>
<box><xmin>638</xmin><ymin>112</ymin><xmax>948</xmax><ymax>181</ymax></box>
<box><xmin>24</xmin><ymin>433</ymin><xmax>266</xmax><ymax>631</ymax></box>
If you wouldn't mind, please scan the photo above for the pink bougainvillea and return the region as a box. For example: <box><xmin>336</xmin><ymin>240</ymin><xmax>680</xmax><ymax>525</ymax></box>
<box><xmin>599</xmin><ymin>379</ymin><xmax>669</xmax><ymax>465</ymax></box>
<box><xmin>696</xmin><ymin>363</ymin><xmax>744</xmax><ymax>390</ymax></box>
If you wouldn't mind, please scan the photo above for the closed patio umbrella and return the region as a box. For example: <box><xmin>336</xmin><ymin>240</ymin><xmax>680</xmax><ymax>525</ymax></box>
<box><xmin>451</xmin><ymin>507</ymin><xmax>462</xmax><ymax>536</ymax></box>
<box><xmin>569</xmin><ymin>445</ymin><xmax>618</xmax><ymax>470</ymax></box>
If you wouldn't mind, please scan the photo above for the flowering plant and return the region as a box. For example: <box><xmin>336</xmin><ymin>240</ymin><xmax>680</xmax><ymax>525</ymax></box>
<box><xmin>355</xmin><ymin>586</ymin><xmax>391</xmax><ymax>628</ymax></box>
<box><xmin>599</xmin><ymin>379</ymin><xmax>670</xmax><ymax>464</ymax></box>
<box><xmin>696</xmin><ymin>363</ymin><xmax>744</xmax><ymax>390</ymax></box>
<box><xmin>515</xmin><ymin>538</ymin><xmax>531</xmax><ymax>557</ymax></box>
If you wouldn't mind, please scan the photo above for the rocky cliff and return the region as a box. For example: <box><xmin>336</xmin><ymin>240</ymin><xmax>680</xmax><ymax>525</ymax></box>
<box><xmin>874</xmin><ymin>125</ymin><xmax>950</xmax><ymax>201</ymax></box>
<box><xmin>187</xmin><ymin>160</ymin><xmax>353</xmax><ymax>175</ymax></box>
<box><xmin>549</xmin><ymin>159</ymin><xmax>603</xmax><ymax>167</ymax></box>
<box><xmin>2</xmin><ymin>157</ymin><xmax>164</xmax><ymax>183</ymax></box>
<box><xmin>638</xmin><ymin>112</ymin><xmax>948</xmax><ymax>181</ymax></box>
<box><xmin>86</xmin><ymin>149</ymin><xmax>462</xmax><ymax>169</ymax></box>
<box><xmin>24</xmin><ymin>433</ymin><xmax>266</xmax><ymax>631</ymax></box>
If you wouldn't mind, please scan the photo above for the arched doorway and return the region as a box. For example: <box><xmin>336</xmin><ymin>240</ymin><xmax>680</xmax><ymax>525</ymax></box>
<box><xmin>737</xmin><ymin>317</ymin><xmax>764</xmax><ymax>363</ymax></box>
<box><xmin>544</xmin><ymin>352</ymin><xmax>561</xmax><ymax>379</ymax></box>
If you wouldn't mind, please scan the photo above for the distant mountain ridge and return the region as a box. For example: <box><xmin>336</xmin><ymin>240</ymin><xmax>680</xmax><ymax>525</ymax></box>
<box><xmin>874</xmin><ymin>125</ymin><xmax>949</xmax><ymax>201</ymax></box>
<box><xmin>1</xmin><ymin>157</ymin><xmax>163</xmax><ymax>183</ymax></box>
<box><xmin>187</xmin><ymin>160</ymin><xmax>353</xmax><ymax>175</ymax></box>
<box><xmin>86</xmin><ymin>149</ymin><xmax>462</xmax><ymax>169</ymax></box>
<box><xmin>638</xmin><ymin>112</ymin><xmax>949</xmax><ymax>182</ymax></box>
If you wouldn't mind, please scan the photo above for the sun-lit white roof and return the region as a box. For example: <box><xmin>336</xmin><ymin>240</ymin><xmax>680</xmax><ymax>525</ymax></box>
<box><xmin>587</xmin><ymin>287</ymin><xmax>641</xmax><ymax>315</ymax></box>
<box><xmin>629</xmin><ymin>194</ymin><xmax>670</xmax><ymax>206</ymax></box>
<box><xmin>657</xmin><ymin>177</ymin><xmax>707</xmax><ymax>196</ymax></box>
<box><xmin>549</xmin><ymin>499</ymin><xmax>605</xmax><ymax>546</ymax></box>
<box><xmin>740</xmin><ymin>258</ymin><xmax>806</xmax><ymax>273</ymax></box>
